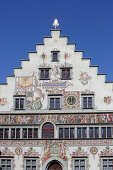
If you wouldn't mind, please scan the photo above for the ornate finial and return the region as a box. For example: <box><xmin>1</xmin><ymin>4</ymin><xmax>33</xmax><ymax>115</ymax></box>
<box><xmin>53</xmin><ymin>19</ymin><xmax>59</xmax><ymax>30</ymax></box>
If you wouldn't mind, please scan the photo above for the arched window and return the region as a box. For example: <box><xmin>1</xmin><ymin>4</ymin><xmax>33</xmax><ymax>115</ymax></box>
<box><xmin>42</xmin><ymin>122</ymin><xmax>54</xmax><ymax>139</ymax></box>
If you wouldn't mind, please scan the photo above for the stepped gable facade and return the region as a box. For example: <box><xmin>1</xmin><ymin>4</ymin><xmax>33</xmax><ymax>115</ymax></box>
<box><xmin>0</xmin><ymin>27</ymin><xmax>113</xmax><ymax>170</ymax></box>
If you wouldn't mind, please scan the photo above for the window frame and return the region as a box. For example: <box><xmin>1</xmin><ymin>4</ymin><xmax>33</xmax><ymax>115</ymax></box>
<box><xmin>42</xmin><ymin>122</ymin><xmax>54</xmax><ymax>139</ymax></box>
<box><xmin>101</xmin><ymin>157</ymin><xmax>113</xmax><ymax>170</ymax></box>
<box><xmin>0</xmin><ymin>128</ymin><xmax>9</xmax><ymax>139</ymax></box>
<box><xmin>14</xmin><ymin>95</ymin><xmax>26</xmax><ymax>110</ymax></box>
<box><xmin>72</xmin><ymin>157</ymin><xmax>87</xmax><ymax>170</ymax></box>
<box><xmin>81</xmin><ymin>94</ymin><xmax>94</xmax><ymax>109</ymax></box>
<box><xmin>48</xmin><ymin>94</ymin><xmax>62</xmax><ymax>110</ymax></box>
<box><xmin>77</xmin><ymin>127</ymin><xmax>87</xmax><ymax>139</ymax></box>
<box><xmin>59</xmin><ymin>127</ymin><xmax>75</xmax><ymax>139</ymax></box>
<box><xmin>0</xmin><ymin>157</ymin><xmax>13</xmax><ymax>170</ymax></box>
<box><xmin>24</xmin><ymin>157</ymin><xmax>39</xmax><ymax>170</ymax></box>
<box><xmin>60</xmin><ymin>67</ymin><xmax>72</xmax><ymax>80</ymax></box>
<box><xmin>39</xmin><ymin>68</ymin><xmax>51</xmax><ymax>80</ymax></box>
<box><xmin>51</xmin><ymin>51</ymin><xmax>59</xmax><ymax>62</ymax></box>
<box><xmin>101</xmin><ymin>127</ymin><xmax>112</xmax><ymax>138</ymax></box>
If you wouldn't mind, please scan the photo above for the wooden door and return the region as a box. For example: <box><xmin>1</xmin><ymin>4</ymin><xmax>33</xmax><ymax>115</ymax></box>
<box><xmin>48</xmin><ymin>162</ymin><xmax>62</xmax><ymax>170</ymax></box>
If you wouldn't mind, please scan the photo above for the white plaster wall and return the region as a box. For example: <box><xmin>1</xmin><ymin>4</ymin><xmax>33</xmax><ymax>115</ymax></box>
<box><xmin>0</xmin><ymin>30</ymin><xmax>113</xmax><ymax>112</ymax></box>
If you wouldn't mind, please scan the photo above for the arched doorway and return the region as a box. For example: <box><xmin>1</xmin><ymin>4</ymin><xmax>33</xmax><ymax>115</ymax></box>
<box><xmin>48</xmin><ymin>161</ymin><xmax>62</xmax><ymax>170</ymax></box>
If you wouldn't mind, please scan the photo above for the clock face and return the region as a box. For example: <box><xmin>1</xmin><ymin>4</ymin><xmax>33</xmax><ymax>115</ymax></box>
<box><xmin>66</xmin><ymin>95</ymin><xmax>77</xmax><ymax>106</ymax></box>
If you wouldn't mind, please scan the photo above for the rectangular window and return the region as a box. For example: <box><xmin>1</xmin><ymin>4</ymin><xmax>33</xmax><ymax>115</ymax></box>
<box><xmin>14</xmin><ymin>97</ymin><xmax>25</xmax><ymax>110</ymax></box>
<box><xmin>59</xmin><ymin>128</ymin><xmax>63</xmax><ymax>139</ymax></box>
<box><xmin>82</xmin><ymin>95</ymin><xmax>94</xmax><ymax>109</ymax></box>
<box><xmin>101</xmin><ymin>127</ymin><xmax>112</xmax><ymax>138</ymax></box>
<box><xmin>59</xmin><ymin>127</ymin><xmax>75</xmax><ymax>139</ymax></box>
<box><xmin>50</xmin><ymin>97</ymin><xmax>60</xmax><ymax>109</ymax></box>
<box><xmin>77</xmin><ymin>127</ymin><xmax>87</xmax><ymax>139</ymax></box>
<box><xmin>11</xmin><ymin>128</ymin><xmax>20</xmax><ymax>139</ymax></box>
<box><xmin>73</xmin><ymin>158</ymin><xmax>86</xmax><ymax>170</ymax></box>
<box><xmin>89</xmin><ymin>127</ymin><xmax>99</xmax><ymax>138</ymax></box>
<box><xmin>24</xmin><ymin>158</ymin><xmax>38</xmax><ymax>170</ymax></box>
<box><xmin>34</xmin><ymin>128</ymin><xmax>38</xmax><ymax>139</ymax></box>
<box><xmin>107</xmin><ymin>127</ymin><xmax>112</xmax><ymax>138</ymax></box>
<box><xmin>4</xmin><ymin>128</ymin><xmax>9</xmax><ymax>139</ymax></box>
<box><xmin>61</xmin><ymin>68</ymin><xmax>71</xmax><ymax>80</ymax></box>
<box><xmin>70</xmin><ymin>128</ymin><xmax>74</xmax><ymax>139</ymax></box>
<box><xmin>22</xmin><ymin>128</ymin><xmax>38</xmax><ymax>139</ymax></box>
<box><xmin>64</xmin><ymin>128</ymin><xmax>69</xmax><ymax>138</ymax></box>
<box><xmin>0</xmin><ymin>128</ymin><xmax>9</xmax><ymax>139</ymax></box>
<box><xmin>40</xmin><ymin>69</ymin><xmax>50</xmax><ymax>80</ymax></box>
<box><xmin>23</xmin><ymin>128</ymin><xmax>27</xmax><ymax>139</ymax></box>
<box><xmin>0</xmin><ymin>158</ymin><xmax>12</xmax><ymax>170</ymax></box>
<box><xmin>102</xmin><ymin>159</ymin><xmax>113</xmax><ymax>170</ymax></box>
<box><xmin>52</xmin><ymin>52</ymin><xmax>58</xmax><ymax>62</ymax></box>
<box><xmin>0</xmin><ymin>128</ymin><xmax>3</xmax><ymax>139</ymax></box>
<box><xmin>101</xmin><ymin>127</ymin><xmax>106</xmax><ymax>138</ymax></box>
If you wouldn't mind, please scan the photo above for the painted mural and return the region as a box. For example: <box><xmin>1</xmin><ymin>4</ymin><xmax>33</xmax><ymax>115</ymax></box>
<box><xmin>63</xmin><ymin>91</ymin><xmax>80</xmax><ymax>108</ymax></box>
<box><xmin>41</xmin><ymin>140</ymin><xmax>67</xmax><ymax>164</ymax></box>
<box><xmin>79</xmin><ymin>72</ymin><xmax>90</xmax><ymax>85</ymax></box>
<box><xmin>0</xmin><ymin>113</ymin><xmax>113</xmax><ymax>125</ymax></box>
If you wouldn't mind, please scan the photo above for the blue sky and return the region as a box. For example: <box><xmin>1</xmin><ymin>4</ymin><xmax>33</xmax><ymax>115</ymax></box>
<box><xmin>0</xmin><ymin>0</ymin><xmax>113</xmax><ymax>82</ymax></box>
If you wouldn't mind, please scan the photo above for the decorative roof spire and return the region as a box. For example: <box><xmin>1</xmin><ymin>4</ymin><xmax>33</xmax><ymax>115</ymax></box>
<box><xmin>53</xmin><ymin>19</ymin><xmax>59</xmax><ymax>30</ymax></box>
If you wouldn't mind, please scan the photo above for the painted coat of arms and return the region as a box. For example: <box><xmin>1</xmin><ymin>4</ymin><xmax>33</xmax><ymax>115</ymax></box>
<box><xmin>79</xmin><ymin>72</ymin><xmax>90</xmax><ymax>85</ymax></box>
<box><xmin>104</xmin><ymin>96</ymin><xmax>111</xmax><ymax>104</ymax></box>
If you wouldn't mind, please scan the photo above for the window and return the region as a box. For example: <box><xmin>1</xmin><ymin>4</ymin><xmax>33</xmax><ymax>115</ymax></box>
<box><xmin>101</xmin><ymin>127</ymin><xmax>112</xmax><ymax>138</ymax></box>
<box><xmin>73</xmin><ymin>158</ymin><xmax>86</xmax><ymax>170</ymax></box>
<box><xmin>59</xmin><ymin>127</ymin><xmax>75</xmax><ymax>139</ymax></box>
<box><xmin>39</xmin><ymin>68</ymin><xmax>50</xmax><ymax>80</ymax></box>
<box><xmin>24</xmin><ymin>158</ymin><xmax>38</xmax><ymax>170</ymax></box>
<box><xmin>52</xmin><ymin>52</ymin><xmax>59</xmax><ymax>62</ymax></box>
<box><xmin>22</xmin><ymin>128</ymin><xmax>38</xmax><ymax>139</ymax></box>
<box><xmin>0</xmin><ymin>128</ymin><xmax>9</xmax><ymax>139</ymax></box>
<box><xmin>89</xmin><ymin>127</ymin><xmax>99</xmax><ymax>138</ymax></box>
<box><xmin>11</xmin><ymin>128</ymin><xmax>20</xmax><ymax>139</ymax></box>
<box><xmin>102</xmin><ymin>158</ymin><xmax>113</xmax><ymax>170</ymax></box>
<box><xmin>60</xmin><ymin>67</ymin><xmax>72</xmax><ymax>80</ymax></box>
<box><xmin>14</xmin><ymin>95</ymin><xmax>25</xmax><ymax>110</ymax></box>
<box><xmin>48</xmin><ymin>95</ymin><xmax>62</xmax><ymax>110</ymax></box>
<box><xmin>42</xmin><ymin>122</ymin><xmax>54</xmax><ymax>139</ymax></box>
<box><xmin>82</xmin><ymin>95</ymin><xmax>94</xmax><ymax>109</ymax></box>
<box><xmin>0</xmin><ymin>158</ymin><xmax>12</xmax><ymax>170</ymax></box>
<box><xmin>77</xmin><ymin>127</ymin><xmax>87</xmax><ymax>139</ymax></box>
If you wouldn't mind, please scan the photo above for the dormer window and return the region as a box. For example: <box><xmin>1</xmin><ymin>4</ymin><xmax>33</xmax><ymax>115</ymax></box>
<box><xmin>51</xmin><ymin>51</ymin><xmax>59</xmax><ymax>62</ymax></box>
<box><xmin>60</xmin><ymin>67</ymin><xmax>72</xmax><ymax>80</ymax></box>
<box><xmin>14</xmin><ymin>95</ymin><xmax>25</xmax><ymax>110</ymax></box>
<box><xmin>39</xmin><ymin>68</ymin><xmax>51</xmax><ymax>80</ymax></box>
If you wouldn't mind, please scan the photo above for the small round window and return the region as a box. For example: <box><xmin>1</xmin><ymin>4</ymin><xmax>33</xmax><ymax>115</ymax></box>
<box><xmin>66</xmin><ymin>95</ymin><xmax>77</xmax><ymax>106</ymax></box>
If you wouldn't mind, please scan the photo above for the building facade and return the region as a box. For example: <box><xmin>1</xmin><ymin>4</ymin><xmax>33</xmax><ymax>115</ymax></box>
<box><xmin>0</xmin><ymin>26</ymin><xmax>113</xmax><ymax>170</ymax></box>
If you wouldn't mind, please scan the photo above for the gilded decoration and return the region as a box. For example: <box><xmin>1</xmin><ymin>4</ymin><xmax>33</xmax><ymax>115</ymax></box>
<box><xmin>90</xmin><ymin>147</ymin><xmax>98</xmax><ymax>159</ymax></box>
<box><xmin>90</xmin><ymin>147</ymin><xmax>98</xmax><ymax>155</ymax></box>
<box><xmin>1</xmin><ymin>113</ymin><xmax>113</xmax><ymax>125</ymax></box>
<box><xmin>15</xmin><ymin>147</ymin><xmax>23</xmax><ymax>155</ymax></box>
<box><xmin>71</xmin><ymin>147</ymin><xmax>88</xmax><ymax>157</ymax></box>
<box><xmin>79</xmin><ymin>72</ymin><xmax>90</xmax><ymax>85</ymax></box>
<box><xmin>104</xmin><ymin>96</ymin><xmax>111</xmax><ymax>104</ymax></box>
<box><xmin>63</xmin><ymin>91</ymin><xmax>80</xmax><ymax>108</ymax></box>
<box><xmin>100</xmin><ymin>147</ymin><xmax>113</xmax><ymax>156</ymax></box>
